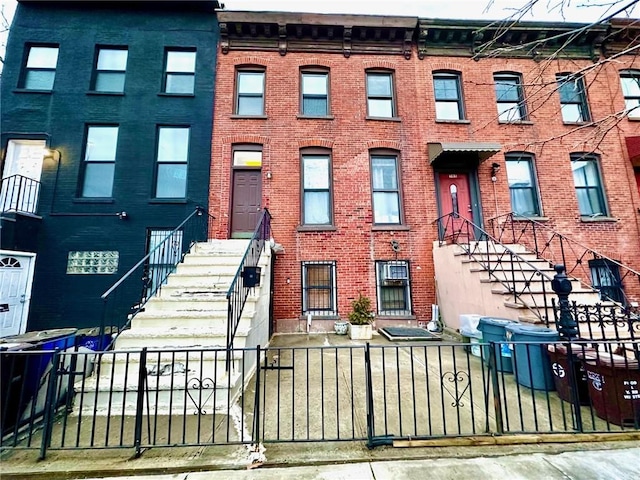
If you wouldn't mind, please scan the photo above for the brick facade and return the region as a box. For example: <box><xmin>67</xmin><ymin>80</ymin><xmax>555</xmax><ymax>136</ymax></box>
<box><xmin>210</xmin><ymin>13</ymin><xmax>640</xmax><ymax>333</ymax></box>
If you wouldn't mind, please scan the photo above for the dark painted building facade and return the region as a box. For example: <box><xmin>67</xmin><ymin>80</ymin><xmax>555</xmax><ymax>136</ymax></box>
<box><xmin>1</xmin><ymin>1</ymin><xmax>220</xmax><ymax>335</ymax></box>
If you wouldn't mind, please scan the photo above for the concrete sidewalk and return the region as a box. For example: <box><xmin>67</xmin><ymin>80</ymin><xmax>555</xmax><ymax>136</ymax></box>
<box><xmin>2</xmin><ymin>440</ymin><xmax>639</xmax><ymax>480</ymax></box>
<box><xmin>75</xmin><ymin>445</ymin><xmax>639</xmax><ymax>479</ymax></box>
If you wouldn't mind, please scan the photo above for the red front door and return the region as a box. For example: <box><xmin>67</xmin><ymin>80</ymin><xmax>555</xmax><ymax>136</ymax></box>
<box><xmin>231</xmin><ymin>169</ymin><xmax>262</xmax><ymax>238</ymax></box>
<box><xmin>438</xmin><ymin>172</ymin><xmax>474</xmax><ymax>238</ymax></box>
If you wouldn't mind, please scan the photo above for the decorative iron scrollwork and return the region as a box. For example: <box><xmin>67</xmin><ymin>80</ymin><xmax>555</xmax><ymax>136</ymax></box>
<box><xmin>441</xmin><ymin>371</ymin><xmax>470</xmax><ymax>407</ymax></box>
<box><xmin>186</xmin><ymin>377</ymin><xmax>216</xmax><ymax>415</ymax></box>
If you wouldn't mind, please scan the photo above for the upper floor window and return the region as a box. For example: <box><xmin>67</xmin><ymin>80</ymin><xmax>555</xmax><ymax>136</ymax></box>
<box><xmin>302</xmin><ymin>261</ymin><xmax>337</xmax><ymax>316</ymax></box>
<box><xmin>92</xmin><ymin>47</ymin><xmax>128</xmax><ymax>93</ymax></box>
<box><xmin>557</xmin><ymin>73</ymin><xmax>591</xmax><ymax>123</ymax></box>
<box><xmin>433</xmin><ymin>71</ymin><xmax>464</xmax><ymax>120</ymax></box>
<box><xmin>21</xmin><ymin>45</ymin><xmax>59</xmax><ymax>90</ymax></box>
<box><xmin>366</xmin><ymin>70</ymin><xmax>396</xmax><ymax>118</ymax></box>
<box><xmin>620</xmin><ymin>70</ymin><xmax>640</xmax><ymax>119</ymax></box>
<box><xmin>505</xmin><ymin>154</ymin><xmax>540</xmax><ymax>217</ymax></box>
<box><xmin>81</xmin><ymin>126</ymin><xmax>119</xmax><ymax>198</ymax></box>
<box><xmin>155</xmin><ymin>127</ymin><xmax>190</xmax><ymax>198</ymax></box>
<box><xmin>164</xmin><ymin>49</ymin><xmax>196</xmax><ymax>94</ymax></box>
<box><xmin>494</xmin><ymin>73</ymin><xmax>527</xmax><ymax>122</ymax></box>
<box><xmin>302</xmin><ymin>150</ymin><xmax>333</xmax><ymax>226</ymax></box>
<box><xmin>376</xmin><ymin>260</ymin><xmax>411</xmax><ymax>316</ymax></box>
<box><xmin>300</xmin><ymin>69</ymin><xmax>329</xmax><ymax>116</ymax></box>
<box><xmin>571</xmin><ymin>153</ymin><xmax>607</xmax><ymax>217</ymax></box>
<box><xmin>371</xmin><ymin>153</ymin><xmax>402</xmax><ymax>225</ymax></box>
<box><xmin>236</xmin><ymin>69</ymin><xmax>265</xmax><ymax>115</ymax></box>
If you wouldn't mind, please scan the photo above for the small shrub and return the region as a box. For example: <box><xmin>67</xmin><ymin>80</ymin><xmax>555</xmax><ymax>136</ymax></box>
<box><xmin>348</xmin><ymin>293</ymin><xmax>374</xmax><ymax>325</ymax></box>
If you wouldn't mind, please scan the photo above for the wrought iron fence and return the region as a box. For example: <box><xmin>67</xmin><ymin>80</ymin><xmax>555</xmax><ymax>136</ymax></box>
<box><xmin>2</xmin><ymin>338</ymin><xmax>639</xmax><ymax>459</ymax></box>
<box><xmin>488</xmin><ymin>212</ymin><xmax>640</xmax><ymax>306</ymax></box>
<box><xmin>99</xmin><ymin>206</ymin><xmax>215</xmax><ymax>348</ymax></box>
<box><xmin>435</xmin><ymin>212</ymin><xmax>555</xmax><ymax>324</ymax></box>
<box><xmin>226</xmin><ymin>208</ymin><xmax>271</xmax><ymax>370</ymax></box>
<box><xmin>552</xmin><ymin>300</ymin><xmax>640</xmax><ymax>341</ymax></box>
<box><xmin>0</xmin><ymin>174</ymin><xmax>41</xmax><ymax>214</ymax></box>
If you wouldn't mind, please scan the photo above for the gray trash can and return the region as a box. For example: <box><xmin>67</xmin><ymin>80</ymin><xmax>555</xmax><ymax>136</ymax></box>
<box><xmin>505</xmin><ymin>324</ymin><xmax>559</xmax><ymax>391</ymax></box>
<box><xmin>478</xmin><ymin>317</ymin><xmax>518</xmax><ymax>373</ymax></box>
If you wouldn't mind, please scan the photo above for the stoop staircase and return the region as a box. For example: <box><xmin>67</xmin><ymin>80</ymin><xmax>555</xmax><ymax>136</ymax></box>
<box><xmin>79</xmin><ymin>239</ymin><xmax>271</xmax><ymax>416</ymax></box>
<box><xmin>433</xmin><ymin>239</ymin><xmax>614</xmax><ymax>330</ymax></box>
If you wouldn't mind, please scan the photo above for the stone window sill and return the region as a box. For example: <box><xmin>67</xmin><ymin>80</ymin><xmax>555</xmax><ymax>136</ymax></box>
<box><xmin>579</xmin><ymin>216</ymin><xmax>617</xmax><ymax>223</ymax></box>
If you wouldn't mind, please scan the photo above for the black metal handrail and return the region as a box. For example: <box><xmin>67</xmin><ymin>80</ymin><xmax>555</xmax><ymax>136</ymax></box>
<box><xmin>435</xmin><ymin>212</ymin><xmax>555</xmax><ymax>324</ymax></box>
<box><xmin>100</xmin><ymin>206</ymin><xmax>214</xmax><ymax>348</ymax></box>
<box><xmin>488</xmin><ymin>212</ymin><xmax>640</xmax><ymax>306</ymax></box>
<box><xmin>0</xmin><ymin>174</ymin><xmax>41</xmax><ymax>214</ymax></box>
<box><xmin>226</xmin><ymin>208</ymin><xmax>272</xmax><ymax>371</ymax></box>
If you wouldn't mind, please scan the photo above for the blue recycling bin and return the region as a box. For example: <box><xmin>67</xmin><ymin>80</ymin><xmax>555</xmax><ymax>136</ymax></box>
<box><xmin>76</xmin><ymin>327</ymin><xmax>115</xmax><ymax>351</ymax></box>
<box><xmin>478</xmin><ymin>317</ymin><xmax>518</xmax><ymax>373</ymax></box>
<box><xmin>505</xmin><ymin>324</ymin><xmax>559</xmax><ymax>391</ymax></box>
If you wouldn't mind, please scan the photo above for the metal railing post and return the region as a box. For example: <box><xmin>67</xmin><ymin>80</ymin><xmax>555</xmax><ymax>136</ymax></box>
<box><xmin>253</xmin><ymin>345</ymin><xmax>261</xmax><ymax>445</ymax></box>
<box><xmin>364</xmin><ymin>342</ymin><xmax>375</xmax><ymax>448</ymax></box>
<box><xmin>134</xmin><ymin>348</ymin><xmax>147</xmax><ymax>458</ymax></box>
<box><xmin>488</xmin><ymin>342</ymin><xmax>504</xmax><ymax>435</ymax></box>
<box><xmin>39</xmin><ymin>350</ymin><xmax>61</xmax><ymax>460</ymax></box>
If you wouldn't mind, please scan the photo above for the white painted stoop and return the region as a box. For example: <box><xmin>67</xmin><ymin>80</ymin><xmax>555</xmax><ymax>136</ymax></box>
<box><xmin>78</xmin><ymin>239</ymin><xmax>271</xmax><ymax>415</ymax></box>
<box><xmin>433</xmin><ymin>240</ymin><xmax>609</xmax><ymax>331</ymax></box>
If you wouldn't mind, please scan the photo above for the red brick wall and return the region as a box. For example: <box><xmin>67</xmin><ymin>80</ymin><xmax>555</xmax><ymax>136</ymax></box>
<box><xmin>210</xmin><ymin>45</ymin><xmax>640</xmax><ymax>331</ymax></box>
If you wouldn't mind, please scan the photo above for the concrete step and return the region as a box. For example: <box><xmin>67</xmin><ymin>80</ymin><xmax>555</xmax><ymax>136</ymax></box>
<box><xmin>131</xmin><ymin>311</ymin><xmax>252</xmax><ymax>330</ymax></box>
<box><xmin>191</xmin><ymin>239</ymin><xmax>250</xmax><ymax>254</ymax></box>
<box><xmin>77</xmin><ymin>370</ymin><xmax>243</xmax><ymax>416</ymax></box>
<box><xmin>113</xmin><ymin>326</ymin><xmax>248</xmax><ymax>350</ymax></box>
<box><xmin>454</xmin><ymin>242</ymin><xmax>530</xmax><ymax>255</ymax></box>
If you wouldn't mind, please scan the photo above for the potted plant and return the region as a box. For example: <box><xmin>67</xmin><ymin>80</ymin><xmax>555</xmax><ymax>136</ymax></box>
<box><xmin>348</xmin><ymin>293</ymin><xmax>374</xmax><ymax>340</ymax></box>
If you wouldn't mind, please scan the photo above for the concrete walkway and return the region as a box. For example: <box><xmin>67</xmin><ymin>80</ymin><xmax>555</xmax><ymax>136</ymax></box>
<box><xmin>73</xmin><ymin>444</ymin><xmax>639</xmax><ymax>479</ymax></box>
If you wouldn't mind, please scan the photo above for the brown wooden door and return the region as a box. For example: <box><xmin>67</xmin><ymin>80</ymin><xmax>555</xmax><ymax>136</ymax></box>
<box><xmin>231</xmin><ymin>169</ymin><xmax>262</xmax><ymax>238</ymax></box>
<box><xmin>438</xmin><ymin>172</ymin><xmax>473</xmax><ymax>238</ymax></box>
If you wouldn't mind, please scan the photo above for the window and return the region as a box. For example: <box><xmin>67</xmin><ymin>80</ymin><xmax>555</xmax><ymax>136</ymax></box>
<box><xmin>557</xmin><ymin>74</ymin><xmax>591</xmax><ymax>123</ymax></box>
<box><xmin>371</xmin><ymin>154</ymin><xmax>401</xmax><ymax>224</ymax></box>
<box><xmin>620</xmin><ymin>70</ymin><xmax>640</xmax><ymax>119</ymax></box>
<box><xmin>67</xmin><ymin>251</ymin><xmax>119</xmax><ymax>275</ymax></box>
<box><xmin>571</xmin><ymin>154</ymin><xmax>607</xmax><ymax>217</ymax></box>
<box><xmin>494</xmin><ymin>73</ymin><xmax>526</xmax><ymax>121</ymax></box>
<box><xmin>588</xmin><ymin>258</ymin><xmax>624</xmax><ymax>304</ymax></box>
<box><xmin>155</xmin><ymin>127</ymin><xmax>190</xmax><ymax>198</ymax></box>
<box><xmin>433</xmin><ymin>72</ymin><xmax>464</xmax><ymax>120</ymax></box>
<box><xmin>92</xmin><ymin>47</ymin><xmax>128</xmax><ymax>93</ymax></box>
<box><xmin>366</xmin><ymin>71</ymin><xmax>395</xmax><ymax>118</ymax></box>
<box><xmin>302</xmin><ymin>261</ymin><xmax>337</xmax><ymax>316</ymax></box>
<box><xmin>376</xmin><ymin>260</ymin><xmax>411</xmax><ymax>316</ymax></box>
<box><xmin>505</xmin><ymin>154</ymin><xmax>540</xmax><ymax>216</ymax></box>
<box><xmin>81</xmin><ymin>126</ymin><xmax>118</xmax><ymax>198</ymax></box>
<box><xmin>164</xmin><ymin>49</ymin><xmax>196</xmax><ymax>94</ymax></box>
<box><xmin>236</xmin><ymin>69</ymin><xmax>265</xmax><ymax>115</ymax></box>
<box><xmin>144</xmin><ymin>229</ymin><xmax>184</xmax><ymax>300</ymax></box>
<box><xmin>301</xmin><ymin>70</ymin><xmax>329</xmax><ymax>116</ymax></box>
<box><xmin>21</xmin><ymin>45</ymin><xmax>59</xmax><ymax>90</ymax></box>
<box><xmin>302</xmin><ymin>151</ymin><xmax>332</xmax><ymax>225</ymax></box>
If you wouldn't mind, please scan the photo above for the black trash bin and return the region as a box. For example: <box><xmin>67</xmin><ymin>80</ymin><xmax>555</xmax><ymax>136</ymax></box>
<box><xmin>547</xmin><ymin>343</ymin><xmax>596</xmax><ymax>404</ymax></box>
<box><xmin>0</xmin><ymin>342</ymin><xmax>37</xmax><ymax>436</ymax></box>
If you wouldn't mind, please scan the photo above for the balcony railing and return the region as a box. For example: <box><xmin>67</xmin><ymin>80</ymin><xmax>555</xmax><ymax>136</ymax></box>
<box><xmin>0</xmin><ymin>175</ymin><xmax>41</xmax><ymax>214</ymax></box>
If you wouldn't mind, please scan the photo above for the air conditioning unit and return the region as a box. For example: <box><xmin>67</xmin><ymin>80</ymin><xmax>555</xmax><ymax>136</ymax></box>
<box><xmin>383</xmin><ymin>263</ymin><xmax>408</xmax><ymax>281</ymax></box>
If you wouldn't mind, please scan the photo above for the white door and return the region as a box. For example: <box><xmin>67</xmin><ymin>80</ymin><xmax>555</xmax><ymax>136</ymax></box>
<box><xmin>0</xmin><ymin>252</ymin><xmax>36</xmax><ymax>338</ymax></box>
<box><xmin>1</xmin><ymin>139</ymin><xmax>46</xmax><ymax>213</ymax></box>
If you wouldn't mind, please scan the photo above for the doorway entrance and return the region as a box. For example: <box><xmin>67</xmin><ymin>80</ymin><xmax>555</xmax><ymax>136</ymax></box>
<box><xmin>1</xmin><ymin>140</ymin><xmax>46</xmax><ymax>214</ymax></box>
<box><xmin>437</xmin><ymin>172</ymin><xmax>474</xmax><ymax>237</ymax></box>
<box><xmin>231</xmin><ymin>169</ymin><xmax>262</xmax><ymax>238</ymax></box>
<box><xmin>0</xmin><ymin>252</ymin><xmax>36</xmax><ymax>337</ymax></box>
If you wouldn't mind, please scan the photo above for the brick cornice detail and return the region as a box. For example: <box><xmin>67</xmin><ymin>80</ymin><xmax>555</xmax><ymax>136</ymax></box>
<box><xmin>222</xmin><ymin>135</ymin><xmax>270</xmax><ymax>145</ymax></box>
<box><xmin>363</xmin><ymin>60</ymin><xmax>397</xmax><ymax>71</ymax></box>
<box><xmin>234</xmin><ymin>56</ymin><xmax>269</xmax><ymax>67</ymax></box>
<box><xmin>430</xmin><ymin>62</ymin><xmax>464</xmax><ymax>73</ymax></box>
<box><xmin>298</xmin><ymin>138</ymin><xmax>334</xmax><ymax>149</ymax></box>
<box><xmin>298</xmin><ymin>58</ymin><xmax>331</xmax><ymax>68</ymax></box>
<box><xmin>367</xmin><ymin>140</ymin><xmax>402</xmax><ymax>151</ymax></box>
